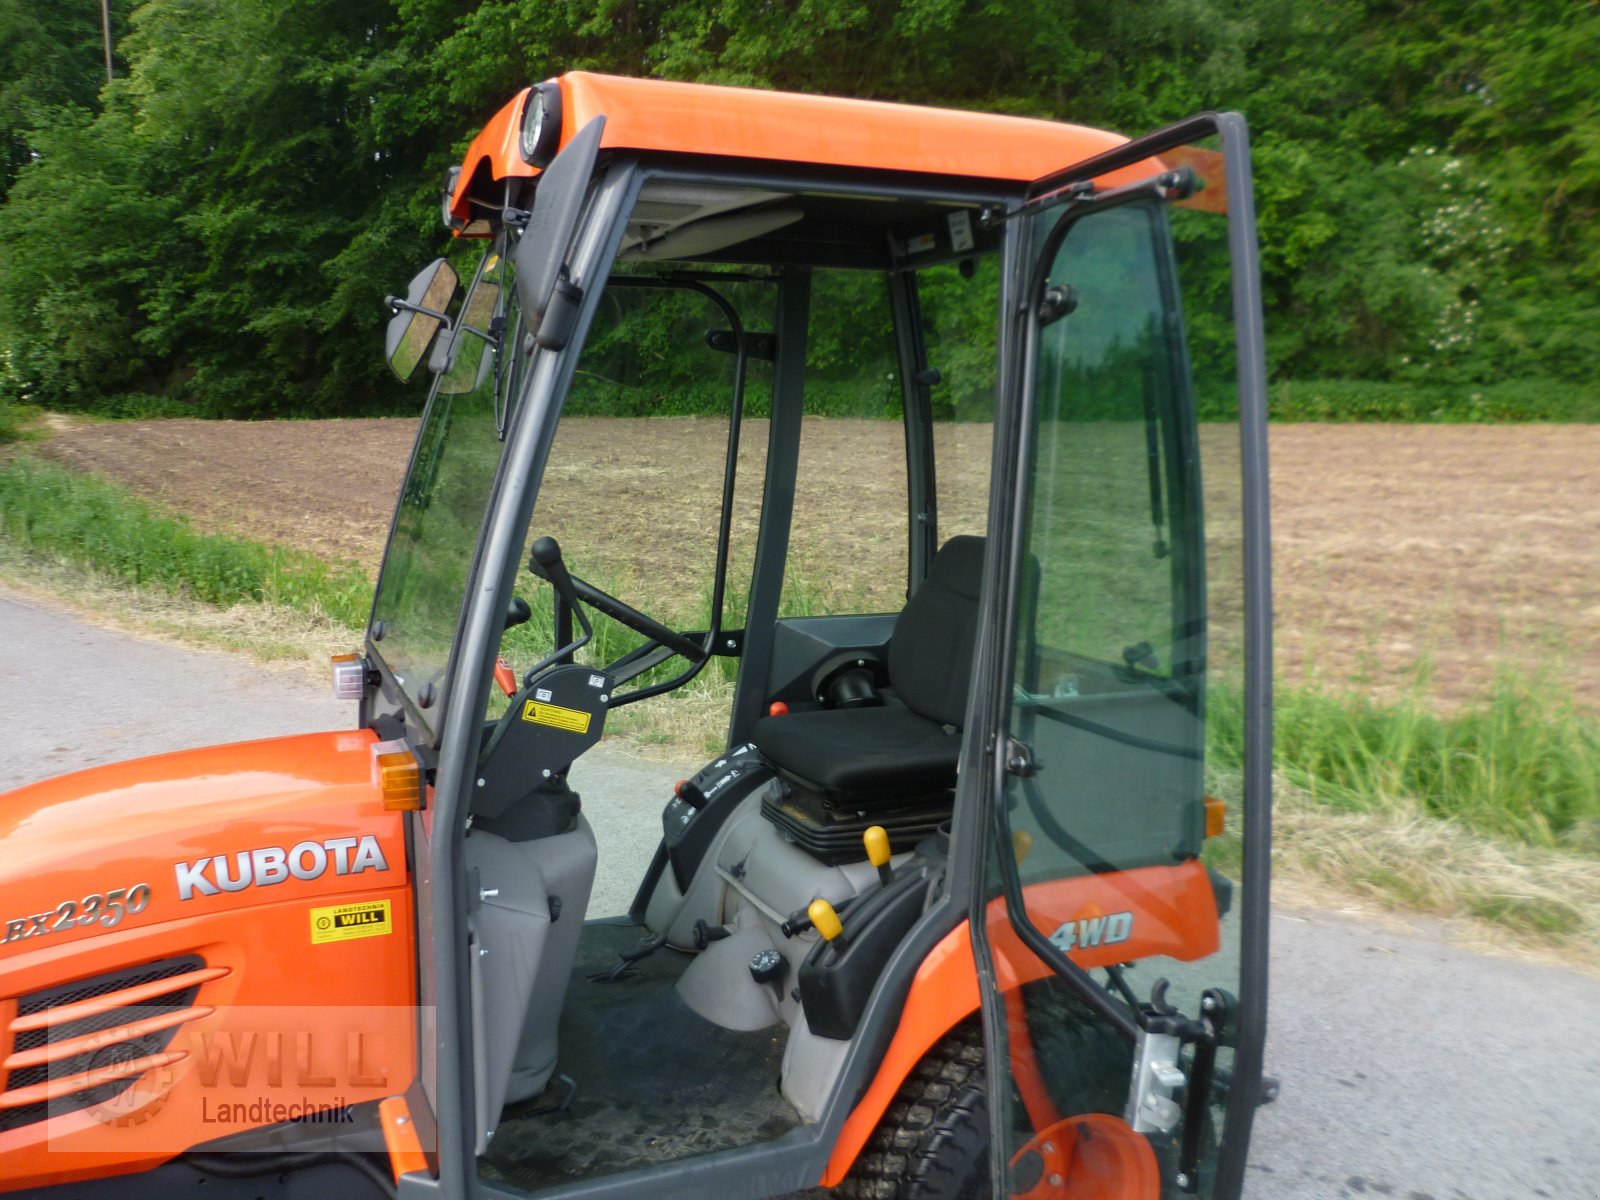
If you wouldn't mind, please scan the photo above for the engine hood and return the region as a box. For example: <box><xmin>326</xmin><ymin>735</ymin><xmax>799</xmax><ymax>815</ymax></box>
<box><xmin>0</xmin><ymin>729</ymin><xmax>407</xmax><ymax>959</ymax></box>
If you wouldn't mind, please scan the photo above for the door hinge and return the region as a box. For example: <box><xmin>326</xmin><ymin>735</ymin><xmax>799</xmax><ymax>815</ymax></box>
<box><xmin>1004</xmin><ymin>737</ymin><xmax>1038</xmax><ymax>778</ymax></box>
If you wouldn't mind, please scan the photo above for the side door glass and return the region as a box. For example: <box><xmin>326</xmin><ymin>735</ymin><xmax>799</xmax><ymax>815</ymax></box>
<box><xmin>977</xmin><ymin>119</ymin><xmax>1270</xmax><ymax>1200</ymax></box>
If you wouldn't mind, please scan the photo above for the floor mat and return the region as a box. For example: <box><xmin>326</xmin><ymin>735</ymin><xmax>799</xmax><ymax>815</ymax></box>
<box><xmin>481</xmin><ymin>921</ymin><xmax>801</xmax><ymax>1192</ymax></box>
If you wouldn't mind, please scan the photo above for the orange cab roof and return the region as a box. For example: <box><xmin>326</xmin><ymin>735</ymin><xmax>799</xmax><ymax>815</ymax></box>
<box><xmin>449</xmin><ymin>72</ymin><xmax>1131</xmax><ymax>224</ymax></box>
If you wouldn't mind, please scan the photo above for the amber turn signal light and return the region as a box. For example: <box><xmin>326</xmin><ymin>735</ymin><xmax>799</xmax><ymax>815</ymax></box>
<box><xmin>372</xmin><ymin>739</ymin><xmax>423</xmax><ymax>811</ymax></box>
<box><xmin>1204</xmin><ymin>795</ymin><xmax>1226</xmax><ymax>839</ymax></box>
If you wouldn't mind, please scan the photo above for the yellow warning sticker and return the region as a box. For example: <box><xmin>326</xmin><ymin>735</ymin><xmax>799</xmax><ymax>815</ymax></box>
<box><xmin>521</xmin><ymin>699</ymin><xmax>591</xmax><ymax>734</ymax></box>
<box><xmin>310</xmin><ymin>899</ymin><xmax>392</xmax><ymax>945</ymax></box>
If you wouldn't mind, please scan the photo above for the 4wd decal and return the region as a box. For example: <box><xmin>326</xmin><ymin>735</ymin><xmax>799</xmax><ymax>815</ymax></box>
<box><xmin>3</xmin><ymin>884</ymin><xmax>152</xmax><ymax>944</ymax></box>
<box><xmin>175</xmin><ymin>835</ymin><xmax>389</xmax><ymax>901</ymax></box>
<box><xmin>1048</xmin><ymin>910</ymin><xmax>1134</xmax><ymax>954</ymax></box>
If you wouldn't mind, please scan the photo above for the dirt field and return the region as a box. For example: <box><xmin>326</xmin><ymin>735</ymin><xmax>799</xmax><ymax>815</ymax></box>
<box><xmin>35</xmin><ymin>418</ymin><xmax>1600</xmax><ymax>710</ymax></box>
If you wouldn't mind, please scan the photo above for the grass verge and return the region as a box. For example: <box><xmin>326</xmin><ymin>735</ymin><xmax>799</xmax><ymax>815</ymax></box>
<box><xmin>0</xmin><ymin>456</ymin><xmax>369</xmax><ymax>625</ymax></box>
<box><xmin>1212</xmin><ymin>670</ymin><xmax>1600</xmax><ymax>853</ymax></box>
<box><xmin>1208</xmin><ymin>672</ymin><xmax>1600</xmax><ymax>965</ymax></box>
<box><xmin>1262</xmin><ymin>377</ymin><xmax>1599</xmax><ymax>423</ymax></box>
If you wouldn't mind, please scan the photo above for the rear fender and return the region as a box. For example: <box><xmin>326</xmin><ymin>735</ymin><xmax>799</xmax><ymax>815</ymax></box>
<box><xmin>822</xmin><ymin>859</ymin><xmax>1217</xmax><ymax>1185</ymax></box>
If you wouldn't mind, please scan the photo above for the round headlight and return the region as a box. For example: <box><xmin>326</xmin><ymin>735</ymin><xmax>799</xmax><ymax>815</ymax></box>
<box><xmin>519</xmin><ymin>84</ymin><xmax>563</xmax><ymax>166</ymax></box>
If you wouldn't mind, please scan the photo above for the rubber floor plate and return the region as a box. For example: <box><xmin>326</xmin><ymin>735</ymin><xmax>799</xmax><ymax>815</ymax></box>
<box><xmin>482</xmin><ymin>922</ymin><xmax>801</xmax><ymax>1191</ymax></box>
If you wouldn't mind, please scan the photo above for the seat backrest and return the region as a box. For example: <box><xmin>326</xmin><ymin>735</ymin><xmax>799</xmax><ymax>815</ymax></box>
<box><xmin>887</xmin><ymin>535</ymin><xmax>985</xmax><ymax>728</ymax></box>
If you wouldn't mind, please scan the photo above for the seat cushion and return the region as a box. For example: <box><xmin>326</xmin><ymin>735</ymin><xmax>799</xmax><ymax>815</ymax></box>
<box><xmin>752</xmin><ymin>703</ymin><xmax>961</xmax><ymax>800</ymax></box>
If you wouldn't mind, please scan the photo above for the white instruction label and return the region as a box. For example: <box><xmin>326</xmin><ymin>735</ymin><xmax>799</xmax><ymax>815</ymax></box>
<box><xmin>948</xmin><ymin>211</ymin><xmax>975</xmax><ymax>253</ymax></box>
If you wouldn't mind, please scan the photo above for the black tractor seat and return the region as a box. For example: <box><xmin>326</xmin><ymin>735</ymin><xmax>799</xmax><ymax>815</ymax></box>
<box><xmin>752</xmin><ymin>536</ymin><xmax>985</xmax><ymax>815</ymax></box>
<box><xmin>756</xmin><ymin>697</ymin><xmax>962</xmax><ymax>803</ymax></box>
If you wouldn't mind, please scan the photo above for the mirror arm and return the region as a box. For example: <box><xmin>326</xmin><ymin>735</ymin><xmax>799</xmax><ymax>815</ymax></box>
<box><xmin>385</xmin><ymin>296</ymin><xmax>454</xmax><ymax>330</ymax></box>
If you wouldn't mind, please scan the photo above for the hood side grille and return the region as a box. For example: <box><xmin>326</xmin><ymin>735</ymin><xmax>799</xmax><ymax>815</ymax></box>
<box><xmin>1</xmin><ymin>955</ymin><xmax>213</xmax><ymax>1133</ymax></box>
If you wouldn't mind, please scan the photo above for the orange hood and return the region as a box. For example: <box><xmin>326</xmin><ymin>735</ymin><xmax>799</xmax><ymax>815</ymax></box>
<box><xmin>0</xmin><ymin>730</ymin><xmax>407</xmax><ymax>959</ymax></box>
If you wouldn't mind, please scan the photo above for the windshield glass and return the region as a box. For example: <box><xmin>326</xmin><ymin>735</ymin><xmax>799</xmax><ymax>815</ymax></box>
<box><xmin>369</xmin><ymin>240</ymin><xmax>519</xmax><ymax>732</ymax></box>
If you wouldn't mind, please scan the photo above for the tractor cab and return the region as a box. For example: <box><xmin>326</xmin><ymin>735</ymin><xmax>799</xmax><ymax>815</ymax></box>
<box><xmin>375</xmin><ymin>73</ymin><xmax>1271</xmax><ymax>1200</ymax></box>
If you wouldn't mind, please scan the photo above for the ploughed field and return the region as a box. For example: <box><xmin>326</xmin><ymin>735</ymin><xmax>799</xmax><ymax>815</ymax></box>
<box><xmin>37</xmin><ymin>418</ymin><xmax>1600</xmax><ymax>711</ymax></box>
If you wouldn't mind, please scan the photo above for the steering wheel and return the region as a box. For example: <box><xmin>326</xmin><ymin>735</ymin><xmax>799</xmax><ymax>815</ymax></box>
<box><xmin>527</xmin><ymin>536</ymin><xmax>707</xmax><ymax>666</ymax></box>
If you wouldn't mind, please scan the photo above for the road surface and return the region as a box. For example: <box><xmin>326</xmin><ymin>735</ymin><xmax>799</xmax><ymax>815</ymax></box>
<box><xmin>3</xmin><ymin>589</ymin><xmax>1597</xmax><ymax>1199</ymax></box>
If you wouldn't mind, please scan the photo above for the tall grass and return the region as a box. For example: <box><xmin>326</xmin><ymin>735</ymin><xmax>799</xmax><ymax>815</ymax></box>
<box><xmin>0</xmin><ymin>456</ymin><xmax>370</xmax><ymax>625</ymax></box>
<box><xmin>1212</xmin><ymin>671</ymin><xmax>1600</xmax><ymax>854</ymax></box>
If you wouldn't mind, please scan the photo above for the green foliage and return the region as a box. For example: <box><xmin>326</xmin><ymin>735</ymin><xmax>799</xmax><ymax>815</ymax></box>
<box><xmin>0</xmin><ymin>0</ymin><xmax>1595</xmax><ymax>417</ymax></box>
<box><xmin>0</xmin><ymin>456</ymin><xmax>370</xmax><ymax>623</ymax></box>
<box><xmin>0</xmin><ymin>1</ymin><xmax>127</xmax><ymax>201</ymax></box>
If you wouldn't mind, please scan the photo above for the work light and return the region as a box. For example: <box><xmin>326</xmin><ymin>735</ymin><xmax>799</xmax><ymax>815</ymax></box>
<box><xmin>519</xmin><ymin>83</ymin><xmax>563</xmax><ymax>166</ymax></box>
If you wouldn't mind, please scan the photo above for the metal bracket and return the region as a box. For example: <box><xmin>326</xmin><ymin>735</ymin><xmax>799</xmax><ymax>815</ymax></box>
<box><xmin>705</xmin><ymin>328</ymin><xmax>776</xmax><ymax>361</ymax></box>
<box><xmin>1124</xmin><ymin>1028</ymin><xmax>1185</xmax><ymax>1135</ymax></box>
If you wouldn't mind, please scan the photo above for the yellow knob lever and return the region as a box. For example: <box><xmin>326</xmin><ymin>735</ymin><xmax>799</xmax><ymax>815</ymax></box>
<box><xmin>864</xmin><ymin>825</ymin><xmax>893</xmax><ymax>887</ymax></box>
<box><xmin>808</xmin><ymin>898</ymin><xmax>843</xmax><ymax>943</ymax></box>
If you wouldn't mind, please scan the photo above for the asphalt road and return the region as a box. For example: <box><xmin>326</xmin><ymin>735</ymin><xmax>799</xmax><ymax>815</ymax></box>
<box><xmin>3</xmin><ymin>589</ymin><xmax>1597</xmax><ymax>1199</ymax></box>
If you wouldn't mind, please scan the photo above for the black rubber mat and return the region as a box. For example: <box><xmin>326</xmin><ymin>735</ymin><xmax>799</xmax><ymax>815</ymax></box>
<box><xmin>481</xmin><ymin>921</ymin><xmax>801</xmax><ymax>1191</ymax></box>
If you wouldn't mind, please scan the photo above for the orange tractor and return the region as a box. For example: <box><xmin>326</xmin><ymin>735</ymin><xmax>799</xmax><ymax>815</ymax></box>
<box><xmin>0</xmin><ymin>74</ymin><xmax>1272</xmax><ymax>1200</ymax></box>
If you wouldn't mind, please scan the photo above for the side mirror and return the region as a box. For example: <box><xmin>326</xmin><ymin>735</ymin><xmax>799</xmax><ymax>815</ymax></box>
<box><xmin>385</xmin><ymin>258</ymin><xmax>460</xmax><ymax>383</ymax></box>
<box><xmin>436</xmin><ymin>281</ymin><xmax>502</xmax><ymax>396</ymax></box>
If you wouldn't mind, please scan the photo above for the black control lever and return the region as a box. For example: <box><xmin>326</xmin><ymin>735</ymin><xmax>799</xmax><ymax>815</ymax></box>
<box><xmin>504</xmin><ymin>596</ymin><xmax>531</xmax><ymax>630</ymax></box>
<box><xmin>522</xmin><ymin>536</ymin><xmax>593</xmax><ymax>683</ymax></box>
<box><xmin>780</xmin><ymin>907</ymin><xmax>815</xmax><ymax>939</ymax></box>
<box><xmin>530</xmin><ymin>536</ymin><xmax>584</xmax><ymax>614</ymax></box>
<box><xmin>587</xmin><ymin>931</ymin><xmax>666</xmax><ymax>983</ymax></box>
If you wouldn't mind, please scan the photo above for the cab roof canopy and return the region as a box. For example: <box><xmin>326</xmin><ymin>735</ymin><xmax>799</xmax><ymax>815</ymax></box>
<box><xmin>447</xmin><ymin>72</ymin><xmax>1132</xmax><ymax>231</ymax></box>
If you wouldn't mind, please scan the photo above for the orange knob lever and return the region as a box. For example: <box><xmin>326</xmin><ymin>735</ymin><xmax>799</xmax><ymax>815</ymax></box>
<box><xmin>493</xmin><ymin>657</ymin><xmax>517</xmax><ymax>698</ymax></box>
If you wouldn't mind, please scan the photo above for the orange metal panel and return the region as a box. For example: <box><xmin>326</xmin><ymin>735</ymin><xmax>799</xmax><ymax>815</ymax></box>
<box><xmin>449</xmin><ymin>72</ymin><xmax>1150</xmax><ymax>226</ymax></box>
<box><xmin>379</xmin><ymin>1095</ymin><xmax>431</xmax><ymax>1183</ymax></box>
<box><xmin>0</xmin><ymin>730</ymin><xmax>401</xmax><ymax>955</ymax></box>
<box><xmin>0</xmin><ymin>731</ymin><xmax>418</xmax><ymax>1193</ymax></box>
<box><xmin>821</xmin><ymin>859</ymin><xmax>1219</xmax><ymax>1186</ymax></box>
<box><xmin>0</xmin><ymin>885</ymin><xmax>417</xmax><ymax>1190</ymax></box>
